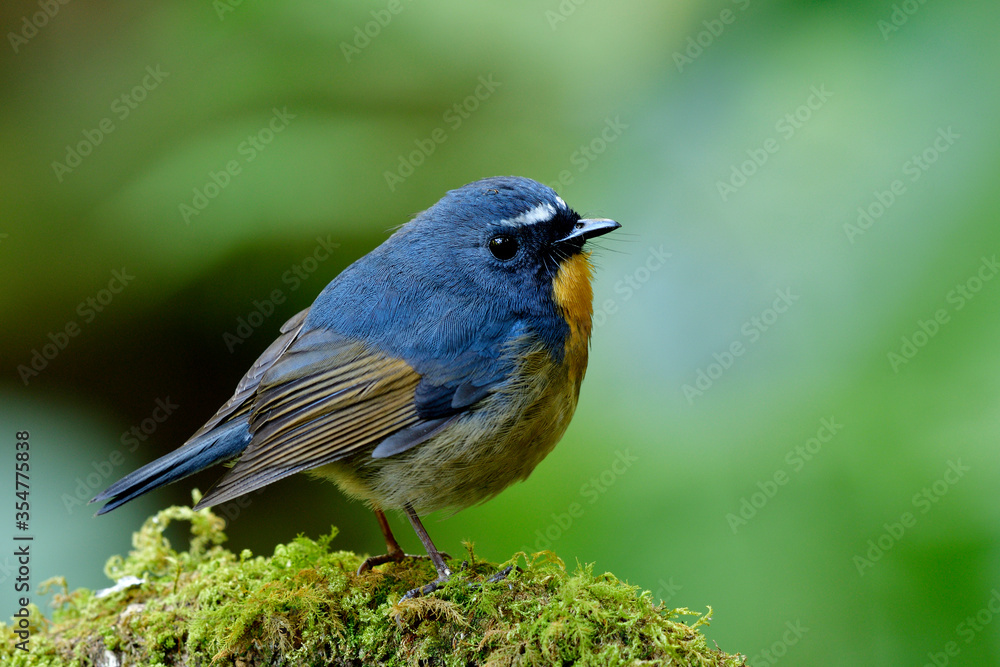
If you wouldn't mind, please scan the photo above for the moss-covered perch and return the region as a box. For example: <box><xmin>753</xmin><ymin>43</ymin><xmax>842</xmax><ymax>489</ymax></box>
<box><xmin>3</xmin><ymin>496</ymin><xmax>747</xmax><ymax>666</ymax></box>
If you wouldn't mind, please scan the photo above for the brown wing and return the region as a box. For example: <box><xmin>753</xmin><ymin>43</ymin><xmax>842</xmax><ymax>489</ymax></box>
<box><xmin>194</xmin><ymin>326</ymin><xmax>429</xmax><ymax>507</ymax></box>
<box><xmin>186</xmin><ymin>307</ymin><xmax>310</xmax><ymax>441</ymax></box>
<box><xmin>93</xmin><ymin>308</ymin><xmax>311</xmax><ymax>515</ymax></box>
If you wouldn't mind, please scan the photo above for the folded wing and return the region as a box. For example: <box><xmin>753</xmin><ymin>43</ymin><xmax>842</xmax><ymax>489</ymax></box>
<box><xmin>194</xmin><ymin>325</ymin><xmax>496</xmax><ymax>508</ymax></box>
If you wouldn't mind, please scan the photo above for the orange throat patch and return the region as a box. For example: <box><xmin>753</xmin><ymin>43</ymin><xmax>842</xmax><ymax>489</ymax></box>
<box><xmin>552</xmin><ymin>251</ymin><xmax>595</xmax><ymax>387</ymax></box>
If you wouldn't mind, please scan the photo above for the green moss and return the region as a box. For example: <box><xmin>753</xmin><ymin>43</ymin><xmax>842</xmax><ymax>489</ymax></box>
<box><xmin>2</xmin><ymin>493</ymin><xmax>747</xmax><ymax>666</ymax></box>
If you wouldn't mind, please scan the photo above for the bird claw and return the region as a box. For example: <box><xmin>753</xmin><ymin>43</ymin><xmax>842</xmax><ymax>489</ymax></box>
<box><xmin>484</xmin><ymin>564</ymin><xmax>514</xmax><ymax>584</ymax></box>
<box><xmin>402</xmin><ymin>564</ymin><xmax>517</xmax><ymax>599</ymax></box>
<box><xmin>402</xmin><ymin>574</ymin><xmax>451</xmax><ymax>600</ymax></box>
<box><xmin>356</xmin><ymin>551</ymin><xmax>452</xmax><ymax>576</ymax></box>
<box><xmin>466</xmin><ymin>564</ymin><xmax>515</xmax><ymax>591</ymax></box>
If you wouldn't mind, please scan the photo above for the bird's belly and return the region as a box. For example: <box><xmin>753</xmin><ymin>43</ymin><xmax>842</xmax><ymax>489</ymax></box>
<box><xmin>313</xmin><ymin>345</ymin><xmax>581</xmax><ymax>514</ymax></box>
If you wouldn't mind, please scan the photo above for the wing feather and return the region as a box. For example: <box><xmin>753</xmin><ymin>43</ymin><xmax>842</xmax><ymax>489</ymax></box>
<box><xmin>194</xmin><ymin>315</ymin><xmax>514</xmax><ymax>509</ymax></box>
<box><xmin>196</xmin><ymin>330</ymin><xmax>427</xmax><ymax>507</ymax></box>
<box><xmin>187</xmin><ymin>307</ymin><xmax>311</xmax><ymax>440</ymax></box>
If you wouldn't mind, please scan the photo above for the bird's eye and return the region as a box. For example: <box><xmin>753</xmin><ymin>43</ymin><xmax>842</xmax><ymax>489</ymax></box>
<box><xmin>488</xmin><ymin>234</ymin><xmax>519</xmax><ymax>260</ymax></box>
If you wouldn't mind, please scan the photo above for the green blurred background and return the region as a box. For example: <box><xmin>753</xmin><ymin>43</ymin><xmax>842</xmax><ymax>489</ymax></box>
<box><xmin>3</xmin><ymin>0</ymin><xmax>999</xmax><ymax>663</ymax></box>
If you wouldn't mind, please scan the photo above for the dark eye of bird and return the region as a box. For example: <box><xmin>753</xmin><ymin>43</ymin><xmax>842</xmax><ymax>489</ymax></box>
<box><xmin>488</xmin><ymin>234</ymin><xmax>519</xmax><ymax>260</ymax></box>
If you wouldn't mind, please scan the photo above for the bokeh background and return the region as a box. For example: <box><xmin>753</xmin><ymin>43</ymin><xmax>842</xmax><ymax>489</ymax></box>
<box><xmin>3</xmin><ymin>0</ymin><xmax>999</xmax><ymax>663</ymax></box>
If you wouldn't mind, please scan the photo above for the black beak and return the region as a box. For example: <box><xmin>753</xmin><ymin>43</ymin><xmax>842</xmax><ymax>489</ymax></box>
<box><xmin>556</xmin><ymin>218</ymin><xmax>621</xmax><ymax>244</ymax></box>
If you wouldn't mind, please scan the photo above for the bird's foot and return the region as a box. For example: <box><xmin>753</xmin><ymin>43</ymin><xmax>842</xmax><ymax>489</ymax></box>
<box><xmin>484</xmin><ymin>564</ymin><xmax>515</xmax><ymax>584</ymax></box>
<box><xmin>402</xmin><ymin>573</ymin><xmax>452</xmax><ymax>600</ymax></box>
<box><xmin>356</xmin><ymin>550</ymin><xmax>452</xmax><ymax>575</ymax></box>
<box><xmin>463</xmin><ymin>562</ymin><xmax>516</xmax><ymax>589</ymax></box>
<box><xmin>402</xmin><ymin>563</ymin><xmax>518</xmax><ymax>599</ymax></box>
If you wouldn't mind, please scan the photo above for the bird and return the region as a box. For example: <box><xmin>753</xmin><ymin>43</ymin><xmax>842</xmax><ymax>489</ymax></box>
<box><xmin>92</xmin><ymin>175</ymin><xmax>620</xmax><ymax>596</ymax></box>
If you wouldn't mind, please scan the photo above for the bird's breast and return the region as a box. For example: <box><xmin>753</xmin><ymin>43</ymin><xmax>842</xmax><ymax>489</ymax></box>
<box><xmin>551</xmin><ymin>251</ymin><xmax>595</xmax><ymax>389</ymax></box>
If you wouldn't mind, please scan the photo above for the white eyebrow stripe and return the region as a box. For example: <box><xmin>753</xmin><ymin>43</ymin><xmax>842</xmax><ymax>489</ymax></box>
<box><xmin>501</xmin><ymin>202</ymin><xmax>557</xmax><ymax>226</ymax></box>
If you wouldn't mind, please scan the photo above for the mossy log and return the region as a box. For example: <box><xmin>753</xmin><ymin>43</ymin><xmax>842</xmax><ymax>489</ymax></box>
<box><xmin>3</xmin><ymin>495</ymin><xmax>748</xmax><ymax>666</ymax></box>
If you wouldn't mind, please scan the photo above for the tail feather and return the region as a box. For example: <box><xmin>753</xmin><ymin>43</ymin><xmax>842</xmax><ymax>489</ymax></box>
<box><xmin>90</xmin><ymin>419</ymin><xmax>251</xmax><ymax>515</ymax></box>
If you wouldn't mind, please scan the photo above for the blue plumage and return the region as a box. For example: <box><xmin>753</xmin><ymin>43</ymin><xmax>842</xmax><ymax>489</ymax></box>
<box><xmin>93</xmin><ymin>419</ymin><xmax>251</xmax><ymax>514</ymax></box>
<box><xmin>91</xmin><ymin>175</ymin><xmax>619</xmax><ymax>597</ymax></box>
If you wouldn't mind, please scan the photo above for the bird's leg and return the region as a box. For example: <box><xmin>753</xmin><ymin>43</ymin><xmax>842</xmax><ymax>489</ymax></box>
<box><xmin>402</xmin><ymin>503</ymin><xmax>453</xmax><ymax>599</ymax></box>
<box><xmin>355</xmin><ymin>509</ymin><xmax>404</xmax><ymax>574</ymax></box>
<box><xmin>356</xmin><ymin>508</ymin><xmax>450</xmax><ymax>575</ymax></box>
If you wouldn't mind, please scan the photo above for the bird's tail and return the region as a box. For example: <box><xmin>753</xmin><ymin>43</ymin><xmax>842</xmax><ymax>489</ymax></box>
<box><xmin>90</xmin><ymin>419</ymin><xmax>251</xmax><ymax>515</ymax></box>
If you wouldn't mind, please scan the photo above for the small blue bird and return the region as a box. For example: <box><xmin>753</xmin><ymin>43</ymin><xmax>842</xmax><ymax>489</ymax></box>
<box><xmin>92</xmin><ymin>176</ymin><xmax>619</xmax><ymax>596</ymax></box>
